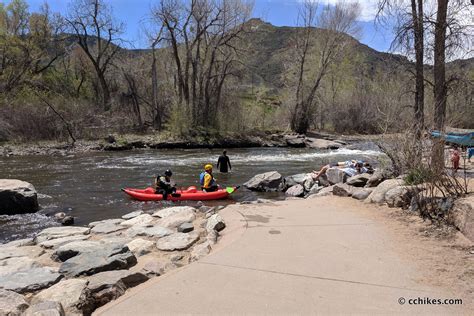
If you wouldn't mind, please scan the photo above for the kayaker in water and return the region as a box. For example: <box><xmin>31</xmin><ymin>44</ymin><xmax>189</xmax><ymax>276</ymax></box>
<box><xmin>200</xmin><ymin>164</ymin><xmax>219</xmax><ymax>192</ymax></box>
<box><xmin>217</xmin><ymin>150</ymin><xmax>232</xmax><ymax>173</ymax></box>
<box><xmin>155</xmin><ymin>169</ymin><xmax>177</xmax><ymax>200</ymax></box>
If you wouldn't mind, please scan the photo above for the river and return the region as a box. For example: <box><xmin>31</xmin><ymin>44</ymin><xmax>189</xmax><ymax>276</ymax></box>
<box><xmin>0</xmin><ymin>143</ymin><xmax>384</xmax><ymax>243</ymax></box>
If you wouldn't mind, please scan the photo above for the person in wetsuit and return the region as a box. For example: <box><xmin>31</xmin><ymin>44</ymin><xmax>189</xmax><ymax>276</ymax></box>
<box><xmin>154</xmin><ymin>169</ymin><xmax>176</xmax><ymax>200</ymax></box>
<box><xmin>217</xmin><ymin>150</ymin><xmax>232</xmax><ymax>173</ymax></box>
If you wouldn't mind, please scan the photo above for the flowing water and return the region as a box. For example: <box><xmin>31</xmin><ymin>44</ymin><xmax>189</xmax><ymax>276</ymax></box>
<box><xmin>0</xmin><ymin>143</ymin><xmax>384</xmax><ymax>243</ymax></box>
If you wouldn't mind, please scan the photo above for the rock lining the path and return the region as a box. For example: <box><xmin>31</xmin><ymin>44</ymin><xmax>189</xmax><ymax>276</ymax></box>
<box><xmin>34</xmin><ymin>227</ymin><xmax>90</xmax><ymax>244</ymax></box>
<box><xmin>0</xmin><ymin>289</ymin><xmax>29</xmax><ymax>315</ymax></box>
<box><xmin>156</xmin><ymin>232</ymin><xmax>200</xmax><ymax>251</ymax></box>
<box><xmin>24</xmin><ymin>301</ymin><xmax>65</xmax><ymax>316</ymax></box>
<box><xmin>121</xmin><ymin>211</ymin><xmax>143</xmax><ymax>220</ymax></box>
<box><xmin>0</xmin><ymin>267</ymin><xmax>63</xmax><ymax>293</ymax></box>
<box><xmin>1</xmin><ymin>200</ymin><xmax>225</xmax><ymax>315</ymax></box>
<box><xmin>152</xmin><ymin>206</ymin><xmax>196</xmax><ymax>218</ymax></box>
<box><xmin>285</xmin><ymin>184</ymin><xmax>305</xmax><ymax>197</ymax></box>
<box><xmin>31</xmin><ymin>279</ymin><xmax>93</xmax><ymax>315</ymax></box>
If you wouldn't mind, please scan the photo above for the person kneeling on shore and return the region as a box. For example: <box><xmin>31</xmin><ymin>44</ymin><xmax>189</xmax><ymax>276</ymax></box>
<box><xmin>155</xmin><ymin>169</ymin><xmax>177</xmax><ymax>200</ymax></box>
<box><xmin>200</xmin><ymin>164</ymin><xmax>219</xmax><ymax>192</ymax></box>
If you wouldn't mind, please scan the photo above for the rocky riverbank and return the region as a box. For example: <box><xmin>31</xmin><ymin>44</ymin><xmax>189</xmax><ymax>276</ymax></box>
<box><xmin>0</xmin><ymin>204</ymin><xmax>226</xmax><ymax>315</ymax></box>
<box><xmin>244</xmin><ymin>168</ymin><xmax>474</xmax><ymax>243</ymax></box>
<box><xmin>0</xmin><ymin>131</ymin><xmax>376</xmax><ymax>157</ymax></box>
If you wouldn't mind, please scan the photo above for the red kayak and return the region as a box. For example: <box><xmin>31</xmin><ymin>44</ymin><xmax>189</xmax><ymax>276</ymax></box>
<box><xmin>122</xmin><ymin>186</ymin><xmax>238</xmax><ymax>201</ymax></box>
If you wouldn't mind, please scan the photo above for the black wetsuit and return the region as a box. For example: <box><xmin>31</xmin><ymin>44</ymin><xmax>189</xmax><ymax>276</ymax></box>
<box><xmin>217</xmin><ymin>155</ymin><xmax>231</xmax><ymax>173</ymax></box>
<box><xmin>155</xmin><ymin>176</ymin><xmax>176</xmax><ymax>200</ymax></box>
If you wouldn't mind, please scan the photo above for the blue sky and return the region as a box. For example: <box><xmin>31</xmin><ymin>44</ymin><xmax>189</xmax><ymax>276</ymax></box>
<box><xmin>24</xmin><ymin>0</ymin><xmax>395</xmax><ymax>52</ymax></box>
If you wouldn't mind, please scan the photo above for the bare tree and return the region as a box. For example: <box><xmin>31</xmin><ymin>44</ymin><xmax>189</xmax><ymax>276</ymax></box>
<box><xmin>151</xmin><ymin>0</ymin><xmax>253</xmax><ymax>129</ymax></box>
<box><xmin>431</xmin><ymin>0</ymin><xmax>449</xmax><ymax>170</ymax></box>
<box><xmin>66</xmin><ymin>0</ymin><xmax>124</xmax><ymax>111</ymax></box>
<box><xmin>291</xmin><ymin>0</ymin><xmax>360</xmax><ymax>134</ymax></box>
<box><xmin>376</xmin><ymin>0</ymin><xmax>426</xmax><ymax>159</ymax></box>
<box><xmin>429</xmin><ymin>0</ymin><xmax>472</xmax><ymax>169</ymax></box>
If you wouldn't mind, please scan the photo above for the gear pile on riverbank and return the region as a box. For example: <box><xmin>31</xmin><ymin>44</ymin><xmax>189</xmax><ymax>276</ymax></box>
<box><xmin>0</xmin><ymin>205</ymin><xmax>225</xmax><ymax>315</ymax></box>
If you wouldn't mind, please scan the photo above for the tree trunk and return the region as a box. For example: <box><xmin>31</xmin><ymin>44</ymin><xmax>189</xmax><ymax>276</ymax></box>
<box><xmin>98</xmin><ymin>72</ymin><xmax>111</xmax><ymax>111</ymax></box>
<box><xmin>151</xmin><ymin>45</ymin><xmax>162</xmax><ymax>130</ymax></box>
<box><xmin>411</xmin><ymin>0</ymin><xmax>424</xmax><ymax>157</ymax></box>
<box><xmin>431</xmin><ymin>0</ymin><xmax>448</xmax><ymax>171</ymax></box>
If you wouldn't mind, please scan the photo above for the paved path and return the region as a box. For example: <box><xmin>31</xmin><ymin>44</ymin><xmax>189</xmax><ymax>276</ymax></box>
<box><xmin>96</xmin><ymin>197</ymin><xmax>468</xmax><ymax>315</ymax></box>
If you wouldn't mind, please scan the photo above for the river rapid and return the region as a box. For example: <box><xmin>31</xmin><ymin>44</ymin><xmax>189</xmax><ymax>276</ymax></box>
<box><xmin>0</xmin><ymin>143</ymin><xmax>384</xmax><ymax>243</ymax></box>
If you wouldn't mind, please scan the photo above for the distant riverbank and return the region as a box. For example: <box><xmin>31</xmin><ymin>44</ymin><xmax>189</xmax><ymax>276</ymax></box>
<box><xmin>0</xmin><ymin>131</ymin><xmax>381</xmax><ymax>157</ymax></box>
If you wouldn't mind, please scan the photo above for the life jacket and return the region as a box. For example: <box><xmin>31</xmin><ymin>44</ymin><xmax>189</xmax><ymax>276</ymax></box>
<box><xmin>156</xmin><ymin>176</ymin><xmax>172</xmax><ymax>190</ymax></box>
<box><xmin>199</xmin><ymin>171</ymin><xmax>214</xmax><ymax>187</ymax></box>
<box><xmin>199</xmin><ymin>172</ymin><xmax>206</xmax><ymax>185</ymax></box>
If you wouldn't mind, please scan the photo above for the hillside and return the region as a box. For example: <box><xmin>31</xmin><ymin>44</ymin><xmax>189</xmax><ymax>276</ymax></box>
<box><xmin>1</xmin><ymin>17</ymin><xmax>472</xmax><ymax>143</ymax></box>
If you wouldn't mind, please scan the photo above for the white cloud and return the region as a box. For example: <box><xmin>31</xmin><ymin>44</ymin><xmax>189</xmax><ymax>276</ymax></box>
<box><xmin>321</xmin><ymin>0</ymin><xmax>474</xmax><ymax>25</ymax></box>
<box><xmin>321</xmin><ymin>0</ymin><xmax>379</xmax><ymax>22</ymax></box>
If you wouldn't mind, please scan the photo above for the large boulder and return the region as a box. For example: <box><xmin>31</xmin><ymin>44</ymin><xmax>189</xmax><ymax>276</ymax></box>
<box><xmin>244</xmin><ymin>171</ymin><xmax>282</xmax><ymax>192</ymax></box>
<box><xmin>303</xmin><ymin>177</ymin><xmax>315</xmax><ymax>192</ymax></box>
<box><xmin>0</xmin><ymin>179</ymin><xmax>39</xmax><ymax>215</ymax></box>
<box><xmin>177</xmin><ymin>222</ymin><xmax>194</xmax><ymax>233</ymax></box>
<box><xmin>88</xmin><ymin>270</ymin><xmax>148</xmax><ymax>290</ymax></box>
<box><xmin>125</xmin><ymin>224</ymin><xmax>173</xmax><ymax>238</ymax></box>
<box><xmin>120</xmin><ymin>214</ymin><xmax>154</xmax><ymax>227</ymax></box>
<box><xmin>152</xmin><ymin>206</ymin><xmax>196</xmax><ymax>218</ymax></box>
<box><xmin>121</xmin><ymin>211</ymin><xmax>143</xmax><ymax>220</ymax></box>
<box><xmin>24</xmin><ymin>301</ymin><xmax>65</xmax><ymax>316</ymax></box>
<box><xmin>307</xmin><ymin>185</ymin><xmax>334</xmax><ymax>198</ymax></box>
<box><xmin>91</xmin><ymin>221</ymin><xmax>126</xmax><ymax>234</ymax></box>
<box><xmin>318</xmin><ymin>174</ymin><xmax>331</xmax><ymax>187</ymax></box>
<box><xmin>0</xmin><ymin>267</ymin><xmax>63</xmax><ymax>294</ymax></box>
<box><xmin>31</xmin><ymin>279</ymin><xmax>93</xmax><ymax>316</ymax></box>
<box><xmin>346</xmin><ymin>174</ymin><xmax>371</xmax><ymax>187</ymax></box>
<box><xmin>332</xmin><ymin>183</ymin><xmax>356</xmax><ymax>197</ymax></box>
<box><xmin>280</xmin><ymin>174</ymin><xmax>313</xmax><ymax>192</ymax></box>
<box><xmin>0</xmin><ymin>238</ymin><xmax>35</xmax><ymax>248</ymax></box>
<box><xmin>283</xmin><ymin>174</ymin><xmax>307</xmax><ymax>187</ymax></box>
<box><xmin>0</xmin><ymin>246</ymin><xmax>44</xmax><ymax>261</ymax></box>
<box><xmin>88</xmin><ymin>218</ymin><xmax>123</xmax><ymax>228</ymax></box>
<box><xmin>365</xmin><ymin>171</ymin><xmax>385</xmax><ymax>188</ymax></box>
<box><xmin>448</xmin><ymin>195</ymin><xmax>474</xmax><ymax>242</ymax></box>
<box><xmin>86</xmin><ymin>270</ymin><xmax>148</xmax><ymax>308</ymax></box>
<box><xmin>0</xmin><ymin>289</ymin><xmax>29</xmax><ymax>315</ymax></box>
<box><xmin>304</xmin><ymin>138</ymin><xmax>341</xmax><ymax>149</ymax></box>
<box><xmin>284</xmin><ymin>135</ymin><xmax>306</xmax><ymax>147</ymax></box>
<box><xmin>285</xmin><ymin>184</ymin><xmax>305</xmax><ymax>197</ymax></box>
<box><xmin>326</xmin><ymin>168</ymin><xmax>347</xmax><ymax>185</ymax></box>
<box><xmin>34</xmin><ymin>226</ymin><xmax>90</xmax><ymax>244</ymax></box>
<box><xmin>57</xmin><ymin>241</ymin><xmax>137</xmax><ymax>277</ymax></box>
<box><xmin>0</xmin><ymin>257</ymin><xmax>39</xmax><ymax>276</ymax></box>
<box><xmin>157</xmin><ymin>208</ymin><xmax>196</xmax><ymax>229</ymax></box>
<box><xmin>190</xmin><ymin>242</ymin><xmax>211</xmax><ymax>262</ymax></box>
<box><xmin>156</xmin><ymin>232</ymin><xmax>200</xmax><ymax>251</ymax></box>
<box><xmin>351</xmin><ymin>188</ymin><xmax>374</xmax><ymax>200</ymax></box>
<box><xmin>38</xmin><ymin>235</ymin><xmax>90</xmax><ymax>249</ymax></box>
<box><xmin>365</xmin><ymin>179</ymin><xmax>404</xmax><ymax>204</ymax></box>
<box><xmin>126</xmin><ymin>238</ymin><xmax>154</xmax><ymax>257</ymax></box>
<box><xmin>385</xmin><ymin>185</ymin><xmax>421</xmax><ymax>208</ymax></box>
<box><xmin>54</xmin><ymin>240</ymin><xmax>103</xmax><ymax>262</ymax></box>
<box><xmin>206</xmin><ymin>214</ymin><xmax>226</xmax><ymax>232</ymax></box>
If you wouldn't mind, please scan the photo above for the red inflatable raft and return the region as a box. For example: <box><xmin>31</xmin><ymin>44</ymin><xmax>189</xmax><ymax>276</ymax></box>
<box><xmin>122</xmin><ymin>186</ymin><xmax>238</xmax><ymax>201</ymax></box>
